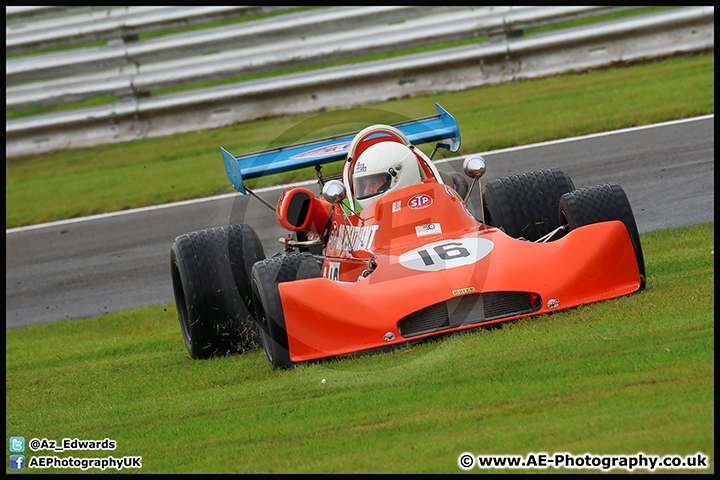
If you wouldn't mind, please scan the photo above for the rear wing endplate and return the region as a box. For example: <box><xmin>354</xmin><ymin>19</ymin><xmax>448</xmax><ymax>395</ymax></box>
<box><xmin>221</xmin><ymin>103</ymin><xmax>460</xmax><ymax>194</ymax></box>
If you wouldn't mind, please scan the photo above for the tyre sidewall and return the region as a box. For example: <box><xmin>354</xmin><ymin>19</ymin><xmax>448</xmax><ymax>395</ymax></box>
<box><xmin>171</xmin><ymin>234</ymin><xmax>217</xmax><ymax>359</ymax></box>
<box><xmin>251</xmin><ymin>253</ymin><xmax>321</xmax><ymax>369</ymax></box>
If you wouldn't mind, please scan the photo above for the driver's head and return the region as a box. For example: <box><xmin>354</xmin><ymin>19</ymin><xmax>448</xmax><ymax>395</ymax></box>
<box><xmin>357</xmin><ymin>174</ymin><xmax>389</xmax><ymax>198</ymax></box>
<box><xmin>352</xmin><ymin>141</ymin><xmax>422</xmax><ymax>210</ymax></box>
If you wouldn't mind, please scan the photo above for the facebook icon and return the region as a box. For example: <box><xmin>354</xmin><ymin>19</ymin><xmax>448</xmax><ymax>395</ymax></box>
<box><xmin>10</xmin><ymin>455</ymin><xmax>25</xmax><ymax>470</ymax></box>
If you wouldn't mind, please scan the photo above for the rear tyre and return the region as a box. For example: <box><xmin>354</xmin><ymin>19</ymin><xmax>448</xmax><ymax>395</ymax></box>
<box><xmin>483</xmin><ymin>168</ymin><xmax>575</xmax><ymax>241</ymax></box>
<box><xmin>171</xmin><ymin>224</ymin><xmax>265</xmax><ymax>359</ymax></box>
<box><xmin>558</xmin><ymin>183</ymin><xmax>646</xmax><ymax>290</ymax></box>
<box><xmin>225</xmin><ymin>224</ymin><xmax>266</xmax><ymax>345</ymax></box>
<box><xmin>251</xmin><ymin>252</ymin><xmax>321</xmax><ymax>369</ymax></box>
<box><xmin>439</xmin><ymin>170</ymin><xmax>469</xmax><ymax>199</ymax></box>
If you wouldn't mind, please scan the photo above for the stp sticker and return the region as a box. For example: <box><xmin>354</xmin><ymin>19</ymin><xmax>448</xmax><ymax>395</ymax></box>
<box><xmin>398</xmin><ymin>238</ymin><xmax>494</xmax><ymax>272</ymax></box>
<box><xmin>408</xmin><ymin>193</ymin><xmax>433</xmax><ymax>209</ymax></box>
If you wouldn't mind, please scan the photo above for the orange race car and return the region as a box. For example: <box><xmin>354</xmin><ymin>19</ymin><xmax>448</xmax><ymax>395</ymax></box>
<box><xmin>170</xmin><ymin>104</ymin><xmax>645</xmax><ymax>369</ymax></box>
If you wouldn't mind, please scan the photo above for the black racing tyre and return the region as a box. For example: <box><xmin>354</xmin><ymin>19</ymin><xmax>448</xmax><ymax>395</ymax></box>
<box><xmin>439</xmin><ymin>170</ymin><xmax>470</xmax><ymax>199</ymax></box>
<box><xmin>171</xmin><ymin>224</ymin><xmax>265</xmax><ymax>359</ymax></box>
<box><xmin>226</xmin><ymin>224</ymin><xmax>266</xmax><ymax>336</ymax></box>
<box><xmin>558</xmin><ymin>183</ymin><xmax>646</xmax><ymax>290</ymax></box>
<box><xmin>251</xmin><ymin>252</ymin><xmax>321</xmax><ymax>369</ymax></box>
<box><xmin>482</xmin><ymin>168</ymin><xmax>575</xmax><ymax>241</ymax></box>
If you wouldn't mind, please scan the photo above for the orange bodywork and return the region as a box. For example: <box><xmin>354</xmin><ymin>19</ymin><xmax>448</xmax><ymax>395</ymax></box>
<box><xmin>276</xmin><ymin>182</ymin><xmax>641</xmax><ymax>363</ymax></box>
<box><xmin>275</xmin><ymin>186</ymin><xmax>332</xmax><ymax>234</ymax></box>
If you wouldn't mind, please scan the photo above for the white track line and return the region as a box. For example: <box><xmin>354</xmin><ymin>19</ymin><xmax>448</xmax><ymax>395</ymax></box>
<box><xmin>7</xmin><ymin>114</ymin><xmax>713</xmax><ymax>234</ymax></box>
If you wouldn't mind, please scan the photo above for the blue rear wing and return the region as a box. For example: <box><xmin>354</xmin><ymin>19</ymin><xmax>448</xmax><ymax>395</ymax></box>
<box><xmin>221</xmin><ymin>103</ymin><xmax>460</xmax><ymax>194</ymax></box>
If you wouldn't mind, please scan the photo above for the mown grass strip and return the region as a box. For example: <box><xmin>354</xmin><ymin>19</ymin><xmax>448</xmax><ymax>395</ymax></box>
<box><xmin>5</xmin><ymin>52</ymin><xmax>714</xmax><ymax>228</ymax></box>
<box><xmin>5</xmin><ymin>222</ymin><xmax>714</xmax><ymax>473</ymax></box>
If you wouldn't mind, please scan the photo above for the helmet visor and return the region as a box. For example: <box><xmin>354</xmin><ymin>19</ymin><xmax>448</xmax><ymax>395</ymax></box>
<box><xmin>354</xmin><ymin>173</ymin><xmax>392</xmax><ymax>200</ymax></box>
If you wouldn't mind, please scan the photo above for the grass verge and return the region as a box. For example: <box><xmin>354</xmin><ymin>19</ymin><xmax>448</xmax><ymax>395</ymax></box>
<box><xmin>5</xmin><ymin>51</ymin><xmax>714</xmax><ymax>229</ymax></box>
<box><xmin>5</xmin><ymin>222</ymin><xmax>714</xmax><ymax>473</ymax></box>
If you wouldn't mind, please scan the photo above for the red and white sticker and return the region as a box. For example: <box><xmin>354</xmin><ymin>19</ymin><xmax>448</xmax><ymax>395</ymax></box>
<box><xmin>290</xmin><ymin>142</ymin><xmax>349</xmax><ymax>159</ymax></box>
<box><xmin>408</xmin><ymin>193</ymin><xmax>433</xmax><ymax>209</ymax></box>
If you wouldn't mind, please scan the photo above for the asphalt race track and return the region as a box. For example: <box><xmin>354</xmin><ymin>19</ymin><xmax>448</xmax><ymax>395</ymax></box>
<box><xmin>5</xmin><ymin>116</ymin><xmax>714</xmax><ymax>329</ymax></box>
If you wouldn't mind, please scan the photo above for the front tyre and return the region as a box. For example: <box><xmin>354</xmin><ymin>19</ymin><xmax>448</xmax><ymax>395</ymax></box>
<box><xmin>483</xmin><ymin>168</ymin><xmax>575</xmax><ymax>241</ymax></box>
<box><xmin>251</xmin><ymin>252</ymin><xmax>321</xmax><ymax>369</ymax></box>
<box><xmin>439</xmin><ymin>170</ymin><xmax>470</xmax><ymax>199</ymax></box>
<box><xmin>559</xmin><ymin>183</ymin><xmax>646</xmax><ymax>290</ymax></box>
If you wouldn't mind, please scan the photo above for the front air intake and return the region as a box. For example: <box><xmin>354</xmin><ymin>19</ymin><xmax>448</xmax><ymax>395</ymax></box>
<box><xmin>397</xmin><ymin>291</ymin><xmax>541</xmax><ymax>338</ymax></box>
<box><xmin>397</xmin><ymin>301</ymin><xmax>449</xmax><ymax>338</ymax></box>
<box><xmin>482</xmin><ymin>291</ymin><xmax>539</xmax><ymax>321</ymax></box>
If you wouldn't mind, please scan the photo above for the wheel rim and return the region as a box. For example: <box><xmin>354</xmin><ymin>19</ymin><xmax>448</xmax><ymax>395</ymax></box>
<box><xmin>251</xmin><ymin>277</ymin><xmax>274</xmax><ymax>365</ymax></box>
<box><xmin>172</xmin><ymin>263</ymin><xmax>192</xmax><ymax>345</ymax></box>
<box><xmin>260</xmin><ymin>323</ymin><xmax>274</xmax><ymax>364</ymax></box>
<box><xmin>179</xmin><ymin>310</ymin><xmax>191</xmax><ymax>344</ymax></box>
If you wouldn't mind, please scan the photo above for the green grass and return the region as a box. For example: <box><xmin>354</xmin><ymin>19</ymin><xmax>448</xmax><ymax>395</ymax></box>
<box><xmin>5</xmin><ymin>52</ymin><xmax>714</xmax><ymax>228</ymax></box>
<box><xmin>5</xmin><ymin>222</ymin><xmax>714</xmax><ymax>473</ymax></box>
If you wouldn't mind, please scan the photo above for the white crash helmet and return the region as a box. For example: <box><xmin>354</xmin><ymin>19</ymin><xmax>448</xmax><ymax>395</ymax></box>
<box><xmin>352</xmin><ymin>141</ymin><xmax>422</xmax><ymax>210</ymax></box>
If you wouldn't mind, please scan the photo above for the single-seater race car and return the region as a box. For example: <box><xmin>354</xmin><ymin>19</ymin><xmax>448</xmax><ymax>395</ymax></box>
<box><xmin>170</xmin><ymin>103</ymin><xmax>645</xmax><ymax>369</ymax></box>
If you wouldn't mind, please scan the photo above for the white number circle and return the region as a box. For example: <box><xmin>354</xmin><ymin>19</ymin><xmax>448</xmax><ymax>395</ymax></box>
<box><xmin>398</xmin><ymin>237</ymin><xmax>494</xmax><ymax>272</ymax></box>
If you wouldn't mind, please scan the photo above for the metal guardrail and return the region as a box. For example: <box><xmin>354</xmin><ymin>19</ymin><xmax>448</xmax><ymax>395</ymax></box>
<box><xmin>7</xmin><ymin>6</ymin><xmax>631</xmax><ymax>110</ymax></box>
<box><xmin>6</xmin><ymin>6</ymin><xmax>458</xmax><ymax>86</ymax></box>
<box><xmin>5</xmin><ymin>6</ymin><xmax>714</xmax><ymax>159</ymax></box>
<box><xmin>5</xmin><ymin>6</ymin><xmax>297</xmax><ymax>56</ymax></box>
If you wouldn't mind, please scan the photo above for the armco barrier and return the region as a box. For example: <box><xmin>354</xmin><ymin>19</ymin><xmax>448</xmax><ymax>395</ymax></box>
<box><xmin>7</xmin><ymin>7</ymin><xmax>628</xmax><ymax>110</ymax></box>
<box><xmin>5</xmin><ymin>6</ymin><xmax>714</xmax><ymax>159</ymax></box>
<box><xmin>6</xmin><ymin>6</ymin><xmax>458</xmax><ymax>85</ymax></box>
<box><xmin>5</xmin><ymin>6</ymin><xmax>296</xmax><ymax>56</ymax></box>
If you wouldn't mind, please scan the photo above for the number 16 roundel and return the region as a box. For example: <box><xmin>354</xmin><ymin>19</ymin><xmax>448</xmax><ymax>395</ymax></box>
<box><xmin>398</xmin><ymin>238</ymin><xmax>494</xmax><ymax>272</ymax></box>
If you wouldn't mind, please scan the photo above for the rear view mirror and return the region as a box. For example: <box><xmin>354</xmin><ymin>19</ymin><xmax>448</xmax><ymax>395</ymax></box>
<box><xmin>322</xmin><ymin>180</ymin><xmax>346</xmax><ymax>204</ymax></box>
<box><xmin>463</xmin><ymin>155</ymin><xmax>486</xmax><ymax>179</ymax></box>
